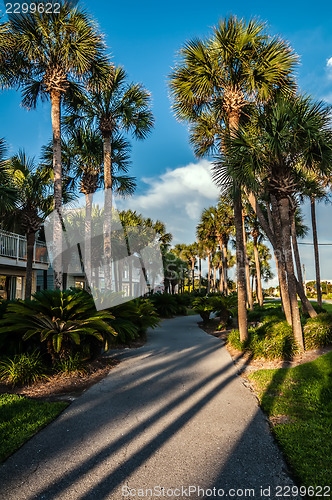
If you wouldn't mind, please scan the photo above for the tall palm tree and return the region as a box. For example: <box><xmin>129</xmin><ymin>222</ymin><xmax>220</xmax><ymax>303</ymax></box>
<box><xmin>0</xmin><ymin>138</ymin><xmax>18</xmax><ymax>214</ymax></box>
<box><xmin>64</xmin><ymin>65</ymin><xmax>154</xmax><ymax>290</ymax></box>
<box><xmin>6</xmin><ymin>151</ymin><xmax>53</xmax><ymax>299</ymax></box>
<box><xmin>222</xmin><ymin>94</ymin><xmax>332</xmax><ymax>348</ymax></box>
<box><xmin>1</xmin><ymin>4</ymin><xmax>108</xmax><ymax>289</ymax></box>
<box><xmin>169</xmin><ymin>15</ymin><xmax>297</xmax><ymax>341</ymax></box>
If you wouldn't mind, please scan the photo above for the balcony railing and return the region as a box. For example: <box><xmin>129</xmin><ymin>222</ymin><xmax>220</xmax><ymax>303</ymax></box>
<box><xmin>0</xmin><ymin>229</ymin><xmax>48</xmax><ymax>264</ymax></box>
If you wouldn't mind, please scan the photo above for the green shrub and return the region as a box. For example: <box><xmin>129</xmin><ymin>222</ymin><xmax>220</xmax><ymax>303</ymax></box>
<box><xmin>227</xmin><ymin>329</ymin><xmax>247</xmax><ymax>351</ymax></box>
<box><xmin>150</xmin><ymin>293</ymin><xmax>178</xmax><ymax>318</ymax></box>
<box><xmin>0</xmin><ymin>351</ymin><xmax>48</xmax><ymax>386</ymax></box>
<box><xmin>261</xmin><ymin>321</ymin><xmax>298</xmax><ymax>359</ymax></box>
<box><xmin>192</xmin><ymin>296</ymin><xmax>214</xmax><ymax>322</ymax></box>
<box><xmin>133</xmin><ymin>298</ymin><xmax>160</xmax><ymax>332</ymax></box>
<box><xmin>0</xmin><ymin>289</ymin><xmax>117</xmax><ymax>363</ymax></box>
<box><xmin>54</xmin><ymin>353</ymin><xmax>87</xmax><ymax>375</ymax></box>
<box><xmin>303</xmin><ymin>313</ymin><xmax>332</xmax><ymax>349</ymax></box>
<box><xmin>109</xmin><ymin>298</ymin><xmax>158</xmax><ymax>344</ymax></box>
<box><xmin>227</xmin><ymin>321</ymin><xmax>298</xmax><ymax>360</ymax></box>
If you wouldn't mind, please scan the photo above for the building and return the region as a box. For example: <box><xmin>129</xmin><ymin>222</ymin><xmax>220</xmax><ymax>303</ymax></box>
<box><xmin>0</xmin><ymin>229</ymin><xmax>49</xmax><ymax>300</ymax></box>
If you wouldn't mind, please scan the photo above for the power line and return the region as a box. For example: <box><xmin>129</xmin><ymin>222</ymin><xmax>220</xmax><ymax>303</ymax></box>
<box><xmin>297</xmin><ymin>242</ymin><xmax>332</xmax><ymax>245</ymax></box>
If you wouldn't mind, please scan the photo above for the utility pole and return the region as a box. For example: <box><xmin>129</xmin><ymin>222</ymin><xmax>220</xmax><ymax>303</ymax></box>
<box><xmin>303</xmin><ymin>264</ymin><xmax>306</xmax><ymax>296</ymax></box>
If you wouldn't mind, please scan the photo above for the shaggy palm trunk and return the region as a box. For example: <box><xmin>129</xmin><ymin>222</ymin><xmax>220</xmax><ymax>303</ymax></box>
<box><xmin>311</xmin><ymin>197</ymin><xmax>322</xmax><ymax>308</ymax></box>
<box><xmin>279</xmin><ymin>197</ymin><xmax>304</xmax><ymax>350</ymax></box>
<box><xmin>228</xmin><ymin>112</ymin><xmax>248</xmax><ymax>340</ymax></box>
<box><xmin>84</xmin><ymin>193</ymin><xmax>93</xmax><ymax>289</ymax></box>
<box><xmin>242</xmin><ymin>213</ymin><xmax>253</xmax><ymax>310</ymax></box>
<box><xmin>25</xmin><ymin>231</ymin><xmax>36</xmax><ymax>300</ymax></box>
<box><xmin>270</xmin><ymin>195</ymin><xmax>292</xmax><ymax>324</ymax></box>
<box><xmin>51</xmin><ymin>91</ymin><xmax>63</xmax><ymax>290</ymax></box>
<box><xmin>234</xmin><ymin>193</ymin><xmax>248</xmax><ymax>341</ymax></box>
<box><xmin>103</xmin><ymin>135</ymin><xmax>113</xmax><ymax>291</ymax></box>
<box><xmin>253</xmin><ymin>235</ymin><xmax>263</xmax><ymax>307</ymax></box>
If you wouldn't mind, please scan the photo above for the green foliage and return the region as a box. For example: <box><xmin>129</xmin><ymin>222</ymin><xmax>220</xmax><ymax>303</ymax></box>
<box><xmin>192</xmin><ymin>296</ymin><xmax>214</xmax><ymax>322</ymax></box>
<box><xmin>0</xmin><ymin>351</ymin><xmax>47</xmax><ymax>386</ymax></box>
<box><xmin>193</xmin><ymin>293</ymin><xmax>237</xmax><ymax>325</ymax></box>
<box><xmin>227</xmin><ymin>329</ymin><xmax>245</xmax><ymax>351</ymax></box>
<box><xmin>227</xmin><ymin>320</ymin><xmax>298</xmax><ymax>360</ymax></box>
<box><xmin>54</xmin><ymin>353</ymin><xmax>87</xmax><ymax>375</ymax></box>
<box><xmin>0</xmin><ymin>394</ymin><xmax>67</xmax><ymax>463</ymax></box>
<box><xmin>149</xmin><ymin>293</ymin><xmax>178</xmax><ymax>318</ymax></box>
<box><xmin>303</xmin><ymin>313</ymin><xmax>332</xmax><ymax>349</ymax></box>
<box><xmin>109</xmin><ymin>298</ymin><xmax>160</xmax><ymax>344</ymax></box>
<box><xmin>249</xmin><ymin>352</ymin><xmax>332</xmax><ymax>488</ymax></box>
<box><xmin>0</xmin><ymin>289</ymin><xmax>116</xmax><ymax>362</ymax></box>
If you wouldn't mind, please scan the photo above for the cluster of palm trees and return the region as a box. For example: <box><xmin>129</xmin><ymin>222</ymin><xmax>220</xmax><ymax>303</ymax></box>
<box><xmin>169</xmin><ymin>15</ymin><xmax>332</xmax><ymax>349</ymax></box>
<box><xmin>0</xmin><ymin>3</ymin><xmax>154</xmax><ymax>293</ymax></box>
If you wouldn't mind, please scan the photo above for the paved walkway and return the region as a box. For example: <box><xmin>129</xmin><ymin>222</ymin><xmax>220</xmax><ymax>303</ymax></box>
<box><xmin>0</xmin><ymin>316</ymin><xmax>298</xmax><ymax>500</ymax></box>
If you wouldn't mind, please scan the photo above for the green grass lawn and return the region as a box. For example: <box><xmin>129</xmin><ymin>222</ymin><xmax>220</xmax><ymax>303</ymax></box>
<box><xmin>249</xmin><ymin>352</ymin><xmax>332</xmax><ymax>491</ymax></box>
<box><xmin>0</xmin><ymin>393</ymin><xmax>67</xmax><ymax>463</ymax></box>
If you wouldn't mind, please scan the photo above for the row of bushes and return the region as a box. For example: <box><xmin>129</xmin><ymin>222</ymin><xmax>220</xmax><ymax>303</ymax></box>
<box><xmin>228</xmin><ymin>304</ymin><xmax>332</xmax><ymax>359</ymax></box>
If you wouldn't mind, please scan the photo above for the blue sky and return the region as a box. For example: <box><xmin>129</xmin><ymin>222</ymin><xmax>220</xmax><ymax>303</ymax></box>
<box><xmin>1</xmin><ymin>0</ymin><xmax>332</xmax><ymax>283</ymax></box>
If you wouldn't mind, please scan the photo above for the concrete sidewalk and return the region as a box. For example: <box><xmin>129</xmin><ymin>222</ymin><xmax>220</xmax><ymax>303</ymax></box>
<box><xmin>0</xmin><ymin>315</ymin><xmax>298</xmax><ymax>500</ymax></box>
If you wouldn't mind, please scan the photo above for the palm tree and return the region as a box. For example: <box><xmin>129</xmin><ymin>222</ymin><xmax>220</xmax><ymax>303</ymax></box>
<box><xmin>222</xmin><ymin>94</ymin><xmax>332</xmax><ymax>348</ymax></box>
<box><xmin>64</xmin><ymin>65</ymin><xmax>154</xmax><ymax>290</ymax></box>
<box><xmin>0</xmin><ymin>138</ymin><xmax>17</xmax><ymax>214</ymax></box>
<box><xmin>169</xmin><ymin>15</ymin><xmax>297</xmax><ymax>341</ymax></box>
<box><xmin>6</xmin><ymin>151</ymin><xmax>53</xmax><ymax>299</ymax></box>
<box><xmin>1</xmin><ymin>4</ymin><xmax>108</xmax><ymax>289</ymax></box>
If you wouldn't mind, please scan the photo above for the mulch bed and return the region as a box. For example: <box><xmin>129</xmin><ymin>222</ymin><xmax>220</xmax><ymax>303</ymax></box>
<box><xmin>0</xmin><ymin>336</ymin><xmax>147</xmax><ymax>402</ymax></box>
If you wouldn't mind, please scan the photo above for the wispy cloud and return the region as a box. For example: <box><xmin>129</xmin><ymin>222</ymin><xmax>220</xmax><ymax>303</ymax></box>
<box><xmin>326</xmin><ymin>57</ymin><xmax>332</xmax><ymax>80</ymax></box>
<box><xmin>116</xmin><ymin>160</ymin><xmax>220</xmax><ymax>244</ymax></box>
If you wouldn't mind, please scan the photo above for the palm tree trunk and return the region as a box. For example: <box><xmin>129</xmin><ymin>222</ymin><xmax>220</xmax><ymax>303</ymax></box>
<box><xmin>50</xmin><ymin>90</ymin><xmax>63</xmax><ymax>290</ymax></box>
<box><xmin>279</xmin><ymin>197</ymin><xmax>304</xmax><ymax>350</ymax></box>
<box><xmin>207</xmin><ymin>252</ymin><xmax>211</xmax><ymax>293</ymax></box>
<box><xmin>290</xmin><ymin>210</ymin><xmax>317</xmax><ymax>317</ymax></box>
<box><xmin>103</xmin><ymin>135</ymin><xmax>112</xmax><ymax>291</ymax></box>
<box><xmin>219</xmin><ymin>267</ymin><xmax>223</xmax><ymax>293</ymax></box>
<box><xmin>270</xmin><ymin>195</ymin><xmax>292</xmax><ymax>324</ymax></box>
<box><xmin>222</xmin><ymin>240</ymin><xmax>228</xmax><ymax>296</ymax></box>
<box><xmin>192</xmin><ymin>261</ymin><xmax>195</xmax><ymax>292</ymax></box>
<box><xmin>84</xmin><ymin>192</ymin><xmax>93</xmax><ymax>289</ymax></box>
<box><xmin>129</xmin><ymin>256</ymin><xmax>133</xmax><ymax>297</ymax></box>
<box><xmin>253</xmin><ymin>235</ymin><xmax>264</xmax><ymax>307</ymax></box>
<box><xmin>233</xmin><ymin>192</ymin><xmax>248</xmax><ymax>341</ymax></box>
<box><xmin>198</xmin><ymin>257</ymin><xmax>201</xmax><ymax>293</ymax></box>
<box><xmin>25</xmin><ymin>231</ymin><xmax>36</xmax><ymax>300</ymax></box>
<box><xmin>242</xmin><ymin>212</ymin><xmax>253</xmax><ymax>310</ymax></box>
<box><xmin>311</xmin><ymin>196</ymin><xmax>322</xmax><ymax>308</ymax></box>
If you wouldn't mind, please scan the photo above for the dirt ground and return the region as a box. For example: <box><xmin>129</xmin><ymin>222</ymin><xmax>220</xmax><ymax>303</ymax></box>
<box><xmin>200</xmin><ymin>317</ymin><xmax>332</xmax><ymax>375</ymax></box>
<box><xmin>0</xmin><ymin>337</ymin><xmax>147</xmax><ymax>402</ymax></box>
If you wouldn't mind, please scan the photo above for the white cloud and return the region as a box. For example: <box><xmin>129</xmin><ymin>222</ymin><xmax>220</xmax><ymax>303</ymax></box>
<box><xmin>326</xmin><ymin>57</ymin><xmax>332</xmax><ymax>80</ymax></box>
<box><xmin>116</xmin><ymin>160</ymin><xmax>221</xmax><ymax>244</ymax></box>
